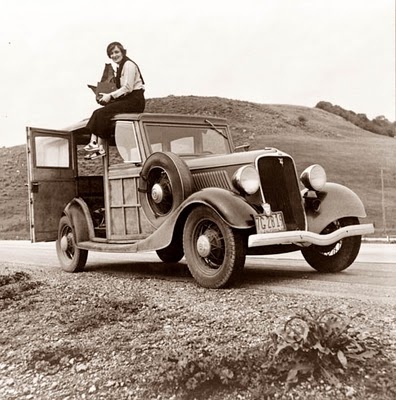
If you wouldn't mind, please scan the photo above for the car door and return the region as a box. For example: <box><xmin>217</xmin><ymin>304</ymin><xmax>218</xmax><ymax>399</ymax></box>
<box><xmin>27</xmin><ymin>127</ymin><xmax>77</xmax><ymax>242</ymax></box>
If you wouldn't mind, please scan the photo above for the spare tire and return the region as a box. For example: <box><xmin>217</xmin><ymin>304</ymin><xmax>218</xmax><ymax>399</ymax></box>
<box><xmin>139</xmin><ymin>152</ymin><xmax>193</xmax><ymax>228</ymax></box>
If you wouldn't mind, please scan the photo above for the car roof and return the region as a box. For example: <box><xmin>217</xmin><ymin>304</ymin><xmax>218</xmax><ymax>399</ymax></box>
<box><xmin>65</xmin><ymin>113</ymin><xmax>228</xmax><ymax>132</ymax></box>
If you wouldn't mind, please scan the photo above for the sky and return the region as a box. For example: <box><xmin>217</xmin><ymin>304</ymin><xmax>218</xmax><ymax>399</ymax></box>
<box><xmin>0</xmin><ymin>0</ymin><xmax>394</xmax><ymax>147</ymax></box>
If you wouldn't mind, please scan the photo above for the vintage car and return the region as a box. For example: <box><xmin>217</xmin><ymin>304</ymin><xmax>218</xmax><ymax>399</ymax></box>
<box><xmin>26</xmin><ymin>113</ymin><xmax>374</xmax><ymax>288</ymax></box>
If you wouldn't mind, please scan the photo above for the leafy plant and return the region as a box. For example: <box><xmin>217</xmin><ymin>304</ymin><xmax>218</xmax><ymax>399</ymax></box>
<box><xmin>149</xmin><ymin>307</ymin><xmax>390</xmax><ymax>398</ymax></box>
<box><xmin>269</xmin><ymin>308</ymin><xmax>381</xmax><ymax>386</ymax></box>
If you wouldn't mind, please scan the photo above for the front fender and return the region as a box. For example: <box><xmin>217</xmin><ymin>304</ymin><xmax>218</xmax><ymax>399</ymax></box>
<box><xmin>137</xmin><ymin>188</ymin><xmax>256</xmax><ymax>252</ymax></box>
<box><xmin>304</xmin><ymin>182</ymin><xmax>367</xmax><ymax>233</ymax></box>
<box><xmin>63</xmin><ymin>198</ymin><xmax>95</xmax><ymax>243</ymax></box>
<box><xmin>184</xmin><ymin>188</ymin><xmax>256</xmax><ymax>229</ymax></box>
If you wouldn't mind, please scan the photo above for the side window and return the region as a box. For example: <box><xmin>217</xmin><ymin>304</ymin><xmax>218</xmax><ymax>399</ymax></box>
<box><xmin>35</xmin><ymin>136</ymin><xmax>70</xmax><ymax>168</ymax></box>
<box><xmin>114</xmin><ymin>121</ymin><xmax>142</xmax><ymax>163</ymax></box>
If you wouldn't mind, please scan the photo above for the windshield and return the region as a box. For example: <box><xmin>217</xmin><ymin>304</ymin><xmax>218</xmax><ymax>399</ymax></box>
<box><xmin>145</xmin><ymin>124</ymin><xmax>231</xmax><ymax>156</ymax></box>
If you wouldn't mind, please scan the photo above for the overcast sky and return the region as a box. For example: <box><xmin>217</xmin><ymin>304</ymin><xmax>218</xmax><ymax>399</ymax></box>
<box><xmin>0</xmin><ymin>0</ymin><xmax>394</xmax><ymax>147</ymax></box>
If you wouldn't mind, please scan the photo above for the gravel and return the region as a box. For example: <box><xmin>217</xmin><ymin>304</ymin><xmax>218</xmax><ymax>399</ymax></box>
<box><xmin>0</xmin><ymin>263</ymin><xmax>395</xmax><ymax>400</ymax></box>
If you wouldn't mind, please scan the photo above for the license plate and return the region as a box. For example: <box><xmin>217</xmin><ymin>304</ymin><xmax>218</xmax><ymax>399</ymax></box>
<box><xmin>254</xmin><ymin>211</ymin><xmax>286</xmax><ymax>234</ymax></box>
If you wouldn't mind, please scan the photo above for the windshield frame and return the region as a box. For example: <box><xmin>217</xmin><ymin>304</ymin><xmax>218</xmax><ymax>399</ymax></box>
<box><xmin>143</xmin><ymin>122</ymin><xmax>233</xmax><ymax>157</ymax></box>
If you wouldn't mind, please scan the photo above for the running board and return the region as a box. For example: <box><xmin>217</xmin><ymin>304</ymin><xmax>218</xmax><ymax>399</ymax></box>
<box><xmin>77</xmin><ymin>240</ymin><xmax>139</xmax><ymax>253</ymax></box>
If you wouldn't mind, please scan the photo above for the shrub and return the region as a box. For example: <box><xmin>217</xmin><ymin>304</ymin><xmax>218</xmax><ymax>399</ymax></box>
<box><xmin>315</xmin><ymin>101</ymin><xmax>395</xmax><ymax>137</ymax></box>
<box><xmin>150</xmin><ymin>308</ymin><xmax>387</xmax><ymax>398</ymax></box>
<box><xmin>298</xmin><ymin>115</ymin><xmax>307</xmax><ymax>126</ymax></box>
<box><xmin>269</xmin><ymin>308</ymin><xmax>381</xmax><ymax>386</ymax></box>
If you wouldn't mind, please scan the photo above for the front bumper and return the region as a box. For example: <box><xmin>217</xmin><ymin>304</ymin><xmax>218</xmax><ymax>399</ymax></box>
<box><xmin>248</xmin><ymin>223</ymin><xmax>375</xmax><ymax>248</ymax></box>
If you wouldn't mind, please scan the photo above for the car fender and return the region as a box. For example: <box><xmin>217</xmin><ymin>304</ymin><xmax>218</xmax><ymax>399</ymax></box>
<box><xmin>137</xmin><ymin>188</ymin><xmax>256</xmax><ymax>252</ymax></box>
<box><xmin>182</xmin><ymin>188</ymin><xmax>257</xmax><ymax>229</ymax></box>
<box><xmin>63</xmin><ymin>198</ymin><xmax>94</xmax><ymax>243</ymax></box>
<box><xmin>304</xmin><ymin>182</ymin><xmax>367</xmax><ymax>233</ymax></box>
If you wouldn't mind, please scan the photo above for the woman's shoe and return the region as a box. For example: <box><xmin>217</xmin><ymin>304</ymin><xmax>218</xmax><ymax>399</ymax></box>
<box><xmin>89</xmin><ymin>149</ymin><xmax>106</xmax><ymax>159</ymax></box>
<box><xmin>84</xmin><ymin>141</ymin><xmax>99</xmax><ymax>152</ymax></box>
<box><xmin>84</xmin><ymin>153</ymin><xmax>95</xmax><ymax>160</ymax></box>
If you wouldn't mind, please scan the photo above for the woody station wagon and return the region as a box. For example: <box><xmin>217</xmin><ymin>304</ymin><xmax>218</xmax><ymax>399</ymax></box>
<box><xmin>26</xmin><ymin>113</ymin><xmax>374</xmax><ymax>288</ymax></box>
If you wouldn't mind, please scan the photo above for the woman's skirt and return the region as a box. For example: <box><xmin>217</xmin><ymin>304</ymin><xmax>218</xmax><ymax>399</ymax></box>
<box><xmin>86</xmin><ymin>89</ymin><xmax>145</xmax><ymax>139</ymax></box>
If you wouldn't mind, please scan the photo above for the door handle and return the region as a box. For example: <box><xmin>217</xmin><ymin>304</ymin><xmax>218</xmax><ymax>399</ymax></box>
<box><xmin>31</xmin><ymin>182</ymin><xmax>40</xmax><ymax>193</ymax></box>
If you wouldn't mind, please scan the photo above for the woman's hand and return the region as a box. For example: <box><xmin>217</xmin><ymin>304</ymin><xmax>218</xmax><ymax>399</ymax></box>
<box><xmin>99</xmin><ymin>93</ymin><xmax>112</xmax><ymax>104</ymax></box>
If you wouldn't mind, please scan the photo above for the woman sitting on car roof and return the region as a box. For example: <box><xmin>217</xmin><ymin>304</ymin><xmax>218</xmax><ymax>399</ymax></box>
<box><xmin>84</xmin><ymin>41</ymin><xmax>145</xmax><ymax>160</ymax></box>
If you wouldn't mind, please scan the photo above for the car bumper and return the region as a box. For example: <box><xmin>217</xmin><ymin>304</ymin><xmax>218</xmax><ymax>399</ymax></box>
<box><xmin>248</xmin><ymin>223</ymin><xmax>375</xmax><ymax>248</ymax></box>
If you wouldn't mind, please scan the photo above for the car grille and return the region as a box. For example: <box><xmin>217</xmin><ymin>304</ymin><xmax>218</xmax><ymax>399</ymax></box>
<box><xmin>192</xmin><ymin>170</ymin><xmax>232</xmax><ymax>191</ymax></box>
<box><xmin>257</xmin><ymin>155</ymin><xmax>306</xmax><ymax>231</ymax></box>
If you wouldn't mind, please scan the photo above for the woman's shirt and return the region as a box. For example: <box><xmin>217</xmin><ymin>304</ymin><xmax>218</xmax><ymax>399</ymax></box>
<box><xmin>111</xmin><ymin>60</ymin><xmax>145</xmax><ymax>99</ymax></box>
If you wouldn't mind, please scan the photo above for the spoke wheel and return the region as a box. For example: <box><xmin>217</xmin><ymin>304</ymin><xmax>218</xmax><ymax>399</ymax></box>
<box><xmin>56</xmin><ymin>216</ymin><xmax>88</xmax><ymax>272</ymax></box>
<box><xmin>301</xmin><ymin>217</ymin><xmax>361</xmax><ymax>273</ymax></box>
<box><xmin>183</xmin><ymin>206</ymin><xmax>246</xmax><ymax>288</ymax></box>
<box><xmin>146</xmin><ymin>167</ymin><xmax>173</xmax><ymax>216</ymax></box>
<box><xmin>139</xmin><ymin>152</ymin><xmax>193</xmax><ymax>228</ymax></box>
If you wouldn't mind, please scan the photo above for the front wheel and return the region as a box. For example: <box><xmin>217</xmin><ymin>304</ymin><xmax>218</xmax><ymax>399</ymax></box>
<box><xmin>301</xmin><ymin>217</ymin><xmax>362</xmax><ymax>273</ymax></box>
<box><xmin>56</xmin><ymin>216</ymin><xmax>88</xmax><ymax>272</ymax></box>
<box><xmin>183</xmin><ymin>206</ymin><xmax>247</xmax><ymax>288</ymax></box>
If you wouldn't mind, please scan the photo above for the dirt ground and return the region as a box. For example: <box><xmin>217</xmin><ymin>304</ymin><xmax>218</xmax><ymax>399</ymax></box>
<box><xmin>0</xmin><ymin>262</ymin><xmax>395</xmax><ymax>400</ymax></box>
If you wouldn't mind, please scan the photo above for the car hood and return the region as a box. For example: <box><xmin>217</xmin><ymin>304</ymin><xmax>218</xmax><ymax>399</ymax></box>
<box><xmin>183</xmin><ymin>148</ymin><xmax>289</xmax><ymax>171</ymax></box>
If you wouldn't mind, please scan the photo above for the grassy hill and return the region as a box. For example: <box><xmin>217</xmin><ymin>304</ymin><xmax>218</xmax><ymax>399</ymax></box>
<box><xmin>1</xmin><ymin>95</ymin><xmax>395</xmax><ymax>239</ymax></box>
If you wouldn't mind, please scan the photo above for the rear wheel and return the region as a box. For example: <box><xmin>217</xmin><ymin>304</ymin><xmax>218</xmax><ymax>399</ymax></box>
<box><xmin>301</xmin><ymin>217</ymin><xmax>361</xmax><ymax>273</ymax></box>
<box><xmin>56</xmin><ymin>216</ymin><xmax>88</xmax><ymax>272</ymax></box>
<box><xmin>183</xmin><ymin>206</ymin><xmax>246</xmax><ymax>288</ymax></box>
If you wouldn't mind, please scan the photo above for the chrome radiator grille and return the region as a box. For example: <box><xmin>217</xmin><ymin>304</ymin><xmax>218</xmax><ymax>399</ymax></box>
<box><xmin>257</xmin><ymin>156</ymin><xmax>306</xmax><ymax>231</ymax></box>
<box><xmin>192</xmin><ymin>170</ymin><xmax>232</xmax><ymax>191</ymax></box>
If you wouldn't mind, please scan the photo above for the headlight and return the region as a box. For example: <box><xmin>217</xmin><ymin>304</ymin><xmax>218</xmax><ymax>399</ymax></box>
<box><xmin>232</xmin><ymin>165</ymin><xmax>260</xmax><ymax>195</ymax></box>
<box><xmin>300</xmin><ymin>164</ymin><xmax>327</xmax><ymax>191</ymax></box>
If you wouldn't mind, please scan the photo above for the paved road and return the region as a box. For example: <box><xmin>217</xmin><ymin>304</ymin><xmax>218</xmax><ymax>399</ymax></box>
<box><xmin>0</xmin><ymin>240</ymin><xmax>395</xmax><ymax>304</ymax></box>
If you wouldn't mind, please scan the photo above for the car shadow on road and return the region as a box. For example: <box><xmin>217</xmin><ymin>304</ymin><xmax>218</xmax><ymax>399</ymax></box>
<box><xmin>83</xmin><ymin>258</ymin><xmax>330</xmax><ymax>287</ymax></box>
<box><xmin>242</xmin><ymin>265</ymin><xmax>320</xmax><ymax>286</ymax></box>
<box><xmin>85</xmin><ymin>260</ymin><xmax>194</xmax><ymax>282</ymax></box>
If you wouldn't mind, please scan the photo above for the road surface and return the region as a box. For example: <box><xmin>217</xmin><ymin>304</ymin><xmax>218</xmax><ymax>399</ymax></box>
<box><xmin>0</xmin><ymin>240</ymin><xmax>395</xmax><ymax>304</ymax></box>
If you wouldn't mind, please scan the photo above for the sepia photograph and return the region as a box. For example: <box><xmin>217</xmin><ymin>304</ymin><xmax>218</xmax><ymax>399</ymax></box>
<box><xmin>0</xmin><ymin>0</ymin><xmax>395</xmax><ymax>399</ymax></box>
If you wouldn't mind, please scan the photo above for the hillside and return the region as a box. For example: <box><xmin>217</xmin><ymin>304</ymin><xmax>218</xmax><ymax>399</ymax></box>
<box><xmin>1</xmin><ymin>95</ymin><xmax>395</xmax><ymax>239</ymax></box>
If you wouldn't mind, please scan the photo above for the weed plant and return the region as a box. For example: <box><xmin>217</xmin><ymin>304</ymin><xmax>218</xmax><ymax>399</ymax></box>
<box><xmin>154</xmin><ymin>308</ymin><xmax>389</xmax><ymax>398</ymax></box>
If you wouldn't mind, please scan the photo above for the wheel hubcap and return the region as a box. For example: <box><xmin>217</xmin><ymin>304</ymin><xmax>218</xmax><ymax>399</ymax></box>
<box><xmin>60</xmin><ymin>234</ymin><xmax>70</xmax><ymax>252</ymax></box>
<box><xmin>151</xmin><ymin>183</ymin><xmax>164</xmax><ymax>204</ymax></box>
<box><xmin>197</xmin><ymin>234</ymin><xmax>211</xmax><ymax>257</ymax></box>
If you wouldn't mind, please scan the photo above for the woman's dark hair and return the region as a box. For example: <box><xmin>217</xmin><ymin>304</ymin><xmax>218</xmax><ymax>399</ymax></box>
<box><xmin>106</xmin><ymin>42</ymin><xmax>127</xmax><ymax>58</ymax></box>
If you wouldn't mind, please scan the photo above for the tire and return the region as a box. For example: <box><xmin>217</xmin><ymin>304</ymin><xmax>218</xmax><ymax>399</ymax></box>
<box><xmin>56</xmin><ymin>216</ymin><xmax>88</xmax><ymax>272</ymax></box>
<box><xmin>156</xmin><ymin>241</ymin><xmax>184</xmax><ymax>263</ymax></box>
<box><xmin>301</xmin><ymin>217</ymin><xmax>362</xmax><ymax>273</ymax></box>
<box><xmin>183</xmin><ymin>205</ymin><xmax>247</xmax><ymax>288</ymax></box>
<box><xmin>139</xmin><ymin>152</ymin><xmax>193</xmax><ymax>228</ymax></box>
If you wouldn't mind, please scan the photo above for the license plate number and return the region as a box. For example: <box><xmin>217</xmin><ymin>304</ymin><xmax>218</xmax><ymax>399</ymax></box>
<box><xmin>255</xmin><ymin>211</ymin><xmax>286</xmax><ymax>234</ymax></box>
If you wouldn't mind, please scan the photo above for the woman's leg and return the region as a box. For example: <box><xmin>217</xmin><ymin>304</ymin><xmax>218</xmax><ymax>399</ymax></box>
<box><xmin>84</xmin><ymin>91</ymin><xmax>145</xmax><ymax>158</ymax></box>
<box><xmin>84</xmin><ymin>134</ymin><xmax>99</xmax><ymax>151</ymax></box>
